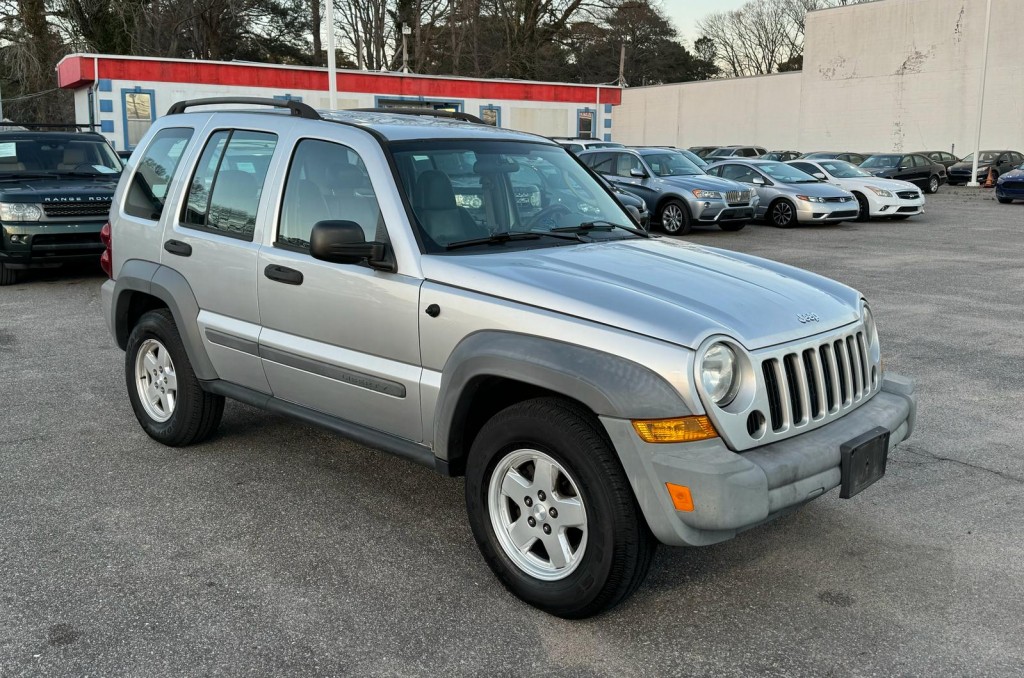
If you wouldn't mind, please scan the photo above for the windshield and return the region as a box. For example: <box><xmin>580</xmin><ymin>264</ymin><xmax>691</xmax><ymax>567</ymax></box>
<box><xmin>820</xmin><ymin>160</ymin><xmax>872</xmax><ymax>178</ymax></box>
<box><xmin>707</xmin><ymin>148</ymin><xmax>733</xmax><ymax>157</ymax></box>
<box><xmin>758</xmin><ymin>162</ymin><xmax>819</xmax><ymax>183</ymax></box>
<box><xmin>677</xmin><ymin>149</ymin><xmax>708</xmax><ymax>168</ymax></box>
<box><xmin>961</xmin><ymin>151</ymin><xmax>999</xmax><ymax>163</ymax></box>
<box><xmin>643</xmin><ymin>152</ymin><xmax>703</xmax><ymax>177</ymax></box>
<box><xmin>861</xmin><ymin>155</ymin><xmax>902</xmax><ymax>168</ymax></box>
<box><xmin>0</xmin><ymin>137</ymin><xmax>121</xmax><ymax>176</ymax></box>
<box><xmin>392</xmin><ymin>140</ymin><xmax>640</xmax><ymax>252</ymax></box>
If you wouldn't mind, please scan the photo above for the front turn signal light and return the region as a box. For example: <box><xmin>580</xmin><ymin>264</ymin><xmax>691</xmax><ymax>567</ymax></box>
<box><xmin>631</xmin><ymin>416</ymin><xmax>718</xmax><ymax>443</ymax></box>
<box><xmin>665</xmin><ymin>483</ymin><xmax>695</xmax><ymax>512</ymax></box>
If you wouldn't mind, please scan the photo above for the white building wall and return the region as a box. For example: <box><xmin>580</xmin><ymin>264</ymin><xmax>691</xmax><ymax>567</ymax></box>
<box><xmin>614</xmin><ymin>73</ymin><xmax>802</xmax><ymax>149</ymax></box>
<box><xmin>617</xmin><ymin>0</ymin><xmax>1023</xmax><ymax>154</ymax></box>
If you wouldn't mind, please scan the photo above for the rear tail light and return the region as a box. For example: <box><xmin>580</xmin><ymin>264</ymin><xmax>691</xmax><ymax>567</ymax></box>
<box><xmin>99</xmin><ymin>221</ymin><xmax>112</xmax><ymax>278</ymax></box>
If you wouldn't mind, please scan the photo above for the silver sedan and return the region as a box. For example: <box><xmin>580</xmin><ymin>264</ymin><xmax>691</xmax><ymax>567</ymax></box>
<box><xmin>706</xmin><ymin>159</ymin><xmax>859</xmax><ymax>227</ymax></box>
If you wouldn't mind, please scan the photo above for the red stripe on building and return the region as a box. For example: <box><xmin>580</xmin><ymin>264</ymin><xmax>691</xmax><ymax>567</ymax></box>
<box><xmin>56</xmin><ymin>55</ymin><xmax>622</xmax><ymax>106</ymax></box>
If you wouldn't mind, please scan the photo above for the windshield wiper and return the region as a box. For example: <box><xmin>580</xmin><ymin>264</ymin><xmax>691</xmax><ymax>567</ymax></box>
<box><xmin>0</xmin><ymin>172</ymin><xmax>60</xmax><ymax>180</ymax></box>
<box><xmin>445</xmin><ymin>230</ymin><xmax>580</xmax><ymax>251</ymax></box>
<box><xmin>58</xmin><ymin>171</ymin><xmax>120</xmax><ymax>177</ymax></box>
<box><xmin>550</xmin><ymin>220</ymin><xmax>647</xmax><ymax>236</ymax></box>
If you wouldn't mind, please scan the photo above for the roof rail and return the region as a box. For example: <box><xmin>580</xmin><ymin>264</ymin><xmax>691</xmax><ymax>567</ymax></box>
<box><xmin>0</xmin><ymin>122</ymin><xmax>99</xmax><ymax>131</ymax></box>
<box><xmin>166</xmin><ymin>97</ymin><xmax>320</xmax><ymax>119</ymax></box>
<box><xmin>348</xmin><ymin>107</ymin><xmax>486</xmax><ymax>125</ymax></box>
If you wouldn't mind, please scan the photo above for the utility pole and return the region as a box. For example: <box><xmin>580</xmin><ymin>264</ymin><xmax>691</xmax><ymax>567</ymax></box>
<box><xmin>617</xmin><ymin>44</ymin><xmax>627</xmax><ymax>87</ymax></box>
<box><xmin>401</xmin><ymin>24</ymin><xmax>412</xmax><ymax>73</ymax></box>
<box><xmin>967</xmin><ymin>0</ymin><xmax>993</xmax><ymax>187</ymax></box>
<box><xmin>325</xmin><ymin>0</ymin><xmax>338</xmax><ymax>109</ymax></box>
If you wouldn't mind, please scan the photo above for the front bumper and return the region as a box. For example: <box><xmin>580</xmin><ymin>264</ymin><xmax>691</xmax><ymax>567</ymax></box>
<box><xmin>0</xmin><ymin>221</ymin><xmax>105</xmax><ymax>268</ymax></box>
<box><xmin>795</xmin><ymin>200</ymin><xmax>859</xmax><ymax>223</ymax></box>
<box><xmin>870</xmin><ymin>195</ymin><xmax>925</xmax><ymax>217</ymax></box>
<box><xmin>995</xmin><ymin>182</ymin><xmax>1024</xmax><ymax>200</ymax></box>
<box><xmin>603</xmin><ymin>372</ymin><xmax>916</xmax><ymax>547</ymax></box>
<box><xmin>687</xmin><ymin>197</ymin><xmax>755</xmax><ymax>224</ymax></box>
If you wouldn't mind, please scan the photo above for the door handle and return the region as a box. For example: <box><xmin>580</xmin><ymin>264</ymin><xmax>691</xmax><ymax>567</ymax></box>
<box><xmin>163</xmin><ymin>239</ymin><xmax>192</xmax><ymax>257</ymax></box>
<box><xmin>264</xmin><ymin>264</ymin><xmax>303</xmax><ymax>285</ymax></box>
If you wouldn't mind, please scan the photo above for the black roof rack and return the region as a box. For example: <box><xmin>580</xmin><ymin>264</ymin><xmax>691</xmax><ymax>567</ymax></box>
<box><xmin>0</xmin><ymin>122</ymin><xmax>100</xmax><ymax>132</ymax></box>
<box><xmin>166</xmin><ymin>97</ymin><xmax>320</xmax><ymax>119</ymax></box>
<box><xmin>348</xmin><ymin>107</ymin><xmax>486</xmax><ymax>125</ymax></box>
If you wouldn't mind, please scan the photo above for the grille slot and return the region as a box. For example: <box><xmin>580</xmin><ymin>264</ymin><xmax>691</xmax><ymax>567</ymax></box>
<box><xmin>725</xmin><ymin>190</ymin><xmax>750</xmax><ymax>205</ymax></box>
<box><xmin>42</xmin><ymin>200</ymin><xmax>112</xmax><ymax>218</ymax></box>
<box><xmin>760</xmin><ymin>326</ymin><xmax>876</xmax><ymax>433</ymax></box>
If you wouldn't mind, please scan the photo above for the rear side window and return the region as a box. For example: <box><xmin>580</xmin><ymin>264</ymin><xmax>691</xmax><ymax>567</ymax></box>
<box><xmin>123</xmin><ymin>128</ymin><xmax>193</xmax><ymax>221</ymax></box>
<box><xmin>912</xmin><ymin>155</ymin><xmax>929</xmax><ymax>168</ymax></box>
<box><xmin>181</xmin><ymin>129</ymin><xmax>278</xmax><ymax>241</ymax></box>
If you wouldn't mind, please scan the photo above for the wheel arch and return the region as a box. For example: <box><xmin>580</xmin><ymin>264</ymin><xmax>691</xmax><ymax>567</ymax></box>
<box><xmin>434</xmin><ymin>331</ymin><xmax>692</xmax><ymax>476</ymax></box>
<box><xmin>112</xmin><ymin>259</ymin><xmax>217</xmax><ymax>380</ymax></box>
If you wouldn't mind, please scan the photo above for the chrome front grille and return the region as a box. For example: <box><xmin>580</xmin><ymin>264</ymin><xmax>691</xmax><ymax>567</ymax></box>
<box><xmin>824</xmin><ymin>196</ymin><xmax>853</xmax><ymax>203</ymax></box>
<box><xmin>897</xmin><ymin>190</ymin><xmax>920</xmax><ymax>200</ymax></box>
<box><xmin>725</xmin><ymin>190</ymin><xmax>750</xmax><ymax>205</ymax></box>
<box><xmin>760</xmin><ymin>327</ymin><xmax>876</xmax><ymax>433</ymax></box>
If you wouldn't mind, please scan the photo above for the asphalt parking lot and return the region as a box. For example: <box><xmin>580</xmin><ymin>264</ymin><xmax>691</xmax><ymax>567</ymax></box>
<box><xmin>1</xmin><ymin>189</ymin><xmax>1022</xmax><ymax>677</ymax></box>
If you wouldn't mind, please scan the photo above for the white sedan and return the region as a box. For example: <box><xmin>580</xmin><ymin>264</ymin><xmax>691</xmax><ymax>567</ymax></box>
<box><xmin>787</xmin><ymin>159</ymin><xmax>925</xmax><ymax>221</ymax></box>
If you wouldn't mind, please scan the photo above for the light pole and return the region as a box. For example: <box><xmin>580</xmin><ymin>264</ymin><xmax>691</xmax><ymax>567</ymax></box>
<box><xmin>325</xmin><ymin>0</ymin><xmax>338</xmax><ymax>110</ymax></box>
<box><xmin>401</xmin><ymin>24</ymin><xmax>412</xmax><ymax>73</ymax></box>
<box><xmin>967</xmin><ymin>0</ymin><xmax>993</xmax><ymax>187</ymax></box>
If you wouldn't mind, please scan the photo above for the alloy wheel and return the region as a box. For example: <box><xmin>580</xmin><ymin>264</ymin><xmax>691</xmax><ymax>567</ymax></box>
<box><xmin>661</xmin><ymin>204</ymin><xmax>685</xmax><ymax>234</ymax></box>
<box><xmin>134</xmin><ymin>338</ymin><xmax>177</xmax><ymax>422</ymax></box>
<box><xmin>488</xmin><ymin>449</ymin><xmax>588</xmax><ymax>581</ymax></box>
<box><xmin>772</xmin><ymin>201</ymin><xmax>794</xmax><ymax>226</ymax></box>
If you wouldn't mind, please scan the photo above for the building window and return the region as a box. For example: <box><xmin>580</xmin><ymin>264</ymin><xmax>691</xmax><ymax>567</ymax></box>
<box><xmin>124</xmin><ymin>90</ymin><xmax>155</xmax><ymax>149</ymax></box>
<box><xmin>480</xmin><ymin>105</ymin><xmax>501</xmax><ymax>126</ymax></box>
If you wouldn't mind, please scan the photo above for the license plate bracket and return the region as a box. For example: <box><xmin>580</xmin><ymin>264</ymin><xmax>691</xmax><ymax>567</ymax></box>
<box><xmin>839</xmin><ymin>426</ymin><xmax>891</xmax><ymax>499</ymax></box>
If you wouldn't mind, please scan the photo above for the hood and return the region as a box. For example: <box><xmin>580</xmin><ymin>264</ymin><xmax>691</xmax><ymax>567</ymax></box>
<box><xmin>658</xmin><ymin>174</ymin><xmax>746</xmax><ymax>192</ymax></box>
<box><xmin>999</xmin><ymin>168</ymin><xmax>1024</xmax><ymax>181</ymax></box>
<box><xmin>778</xmin><ymin>181</ymin><xmax>853</xmax><ymax>197</ymax></box>
<box><xmin>847</xmin><ymin>176</ymin><xmax>919</xmax><ymax>191</ymax></box>
<box><xmin>0</xmin><ymin>176</ymin><xmax>119</xmax><ymax>202</ymax></box>
<box><xmin>949</xmin><ymin>161</ymin><xmax>988</xmax><ymax>172</ymax></box>
<box><xmin>421</xmin><ymin>238</ymin><xmax>861</xmax><ymax>350</ymax></box>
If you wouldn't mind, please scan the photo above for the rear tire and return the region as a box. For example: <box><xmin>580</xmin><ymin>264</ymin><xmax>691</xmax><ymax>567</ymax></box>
<box><xmin>465</xmin><ymin>397</ymin><xmax>656</xmax><ymax>619</ymax></box>
<box><xmin>658</xmin><ymin>199</ymin><xmax>692</xmax><ymax>235</ymax></box>
<box><xmin>0</xmin><ymin>262</ymin><xmax>19</xmax><ymax>286</ymax></box>
<box><xmin>854</xmin><ymin>192</ymin><xmax>871</xmax><ymax>222</ymax></box>
<box><xmin>125</xmin><ymin>309</ymin><xmax>224</xmax><ymax>446</ymax></box>
<box><xmin>769</xmin><ymin>199</ymin><xmax>797</xmax><ymax>228</ymax></box>
<box><xmin>718</xmin><ymin>222</ymin><xmax>746</xmax><ymax>232</ymax></box>
<box><xmin>926</xmin><ymin>175</ymin><xmax>941</xmax><ymax>194</ymax></box>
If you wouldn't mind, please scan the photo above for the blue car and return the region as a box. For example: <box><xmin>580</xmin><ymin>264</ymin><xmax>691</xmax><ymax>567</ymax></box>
<box><xmin>996</xmin><ymin>162</ymin><xmax>1024</xmax><ymax>204</ymax></box>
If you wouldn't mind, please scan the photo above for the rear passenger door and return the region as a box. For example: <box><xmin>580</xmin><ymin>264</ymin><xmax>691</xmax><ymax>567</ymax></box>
<box><xmin>256</xmin><ymin>134</ymin><xmax>424</xmax><ymax>442</ymax></box>
<box><xmin>163</xmin><ymin>124</ymin><xmax>281</xmax><ymax>394</ymax></box>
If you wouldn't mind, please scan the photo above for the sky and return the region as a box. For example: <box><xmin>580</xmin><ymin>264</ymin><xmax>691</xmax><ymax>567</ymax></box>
<box><xmin>663</xmin><ymin>0</ymin><xmax>750</xmax><ymax>43</ymax></box>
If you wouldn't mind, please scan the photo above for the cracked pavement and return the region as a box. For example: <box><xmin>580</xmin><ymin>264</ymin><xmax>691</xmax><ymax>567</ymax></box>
<box><xmin>1</xmin><ymin>190</ymin><xmax>1022</xmax><ymax>676</ymax></box>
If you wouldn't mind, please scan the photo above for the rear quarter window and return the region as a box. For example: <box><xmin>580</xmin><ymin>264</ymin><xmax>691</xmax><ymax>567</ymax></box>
<box><xmin>124</xmin><ymin>127</ymin><xmax>194</xmax><ymax>221</ymax></box>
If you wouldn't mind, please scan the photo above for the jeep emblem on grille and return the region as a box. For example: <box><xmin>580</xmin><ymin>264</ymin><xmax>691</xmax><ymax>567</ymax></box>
<box><xmin>797</xmin><ymin>313</ymin><xmax>820</xmax><ymax>323</ymax></box>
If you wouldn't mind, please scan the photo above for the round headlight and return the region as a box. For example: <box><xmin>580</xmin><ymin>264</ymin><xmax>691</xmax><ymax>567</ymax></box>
<box><xmin>863</xmin><ymin>306</ymin><xmax>879</xmax><ymax>348</ymax></box>
<box><xmin>701</xmin><ymin>342</ymin><xmax>740</xmax><ymax>406</ymax></box>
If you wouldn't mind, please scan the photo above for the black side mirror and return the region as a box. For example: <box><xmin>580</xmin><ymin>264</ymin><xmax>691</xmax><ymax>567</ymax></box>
<box><xmin>310</xmin><ymin>220</ymin><xmax>389</xmax><ymax>269</ymax></box>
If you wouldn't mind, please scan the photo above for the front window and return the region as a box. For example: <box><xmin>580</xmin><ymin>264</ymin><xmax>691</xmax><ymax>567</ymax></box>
<box><xmin>861</xmin><ymin>155</ymin><xmax>902</xmax><ymax>169</ymax></box>
<box><xmin>0</xmin><ymin>136</ymin><xmax>121</xmax><ymax>176</ymax></box>
<box><xmin>820</xmin><ymin>160</ymin><xmax>872</xmax><ymax>178</ymax></box>
<box><xmin>643</xmin><ymin>152</ymin><xmax>703</xmax><ymax>177</ymax></box>
<box><xmin>757</xmin><ymin>162</ymin><xmax>818</xmax><ymax>183</ymax></box>
<box><xmin>392</xmin><ymin>140</ymin><xmax>639</xmax><ymax>253</ymax></box>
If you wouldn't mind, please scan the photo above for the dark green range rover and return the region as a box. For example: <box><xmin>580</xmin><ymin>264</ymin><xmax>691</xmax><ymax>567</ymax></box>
<box><xmin>0</xmin><ymin>129</ymin><xmax>122</xmax><ymax>285</ymax></box>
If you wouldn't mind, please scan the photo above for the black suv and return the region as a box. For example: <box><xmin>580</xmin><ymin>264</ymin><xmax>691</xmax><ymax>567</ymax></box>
<box><xmin>0</xmin><ymin>128</ymin><xmax>122</xmax><ymax>285</ymax></box>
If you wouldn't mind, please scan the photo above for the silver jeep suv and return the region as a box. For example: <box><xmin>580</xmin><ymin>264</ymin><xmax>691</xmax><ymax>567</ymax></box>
<box><xmin>101</xmin><ymin>99</ymin><xmax>916</xmax><ymax>619</ymax></box>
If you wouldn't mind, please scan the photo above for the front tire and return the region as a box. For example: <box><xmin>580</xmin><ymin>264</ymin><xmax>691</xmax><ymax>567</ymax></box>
<box><xmin>125</xmin><ymin>309</ymin><xmax>224</xmax><ymax>446</ymax></box>
<box><xmin>658</xmin><ymin>199</ymin><xmax>691</xmax><ymax>235</ymax></box>
<box><xmin>465</xmin><ymin>398</ymin><xmax>656</xmax><ymax>618</ymax></box>
<box><xmin>0</xmin><ymin>262</ymin><xmax>19</xmax><ymax>286</ymax></box>
<box><xmin>769</xmin><ymin>199</ymin><xmax>797</xmax><ymax>228</ymax></box>
<box><xmin>926</xmin><ymin>175</ymin><xmax>941</xmax><ymax>194</ymax></box>
<box><xmin>854</xmin><ymin>192</ymin><xmax>871</xmax><ymax>222</ymax></box>
<box><xmin>997</xmin><ymin>197</ymin><xmax>1013</xmax><ymax>204</ymax></box>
